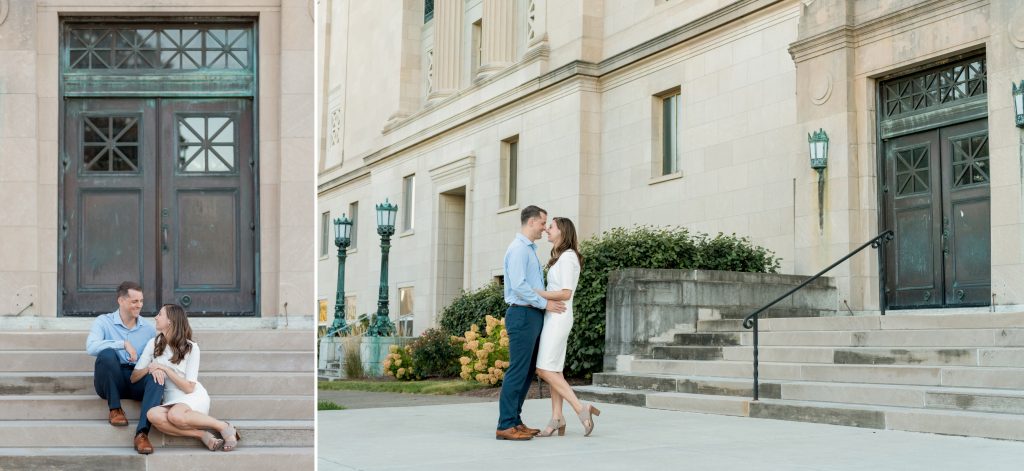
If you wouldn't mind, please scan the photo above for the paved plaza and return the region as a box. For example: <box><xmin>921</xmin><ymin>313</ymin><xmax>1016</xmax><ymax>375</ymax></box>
<box><xmin>317</xmin><ymin>394</ymin><xmax>1024</xmax><ymax>470</ymax></box>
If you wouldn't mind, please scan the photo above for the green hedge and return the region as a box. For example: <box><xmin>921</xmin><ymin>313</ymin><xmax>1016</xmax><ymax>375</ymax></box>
<box><xmin>438</xmin><ymin>282</ymin><xmax>508</xmax><ymax>338</ymax></box>
<box><xmin>566</xmin><ymin>227</ymin><xmax>779</xmax><ymax>378</ymax></box>
<box><xmin>437</xmin><ymin>226</ymin><xmax>780</xmax><ymax>379</ymax></box>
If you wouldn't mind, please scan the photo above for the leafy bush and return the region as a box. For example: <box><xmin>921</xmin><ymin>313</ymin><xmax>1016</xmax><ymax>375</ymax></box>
<box><xmin>383</xmin><ymin>344</ymin><xmax>420</xmax><ymax>381</ymax></box>
<box><xmin>456</xmin><ymin>315</ymin><xmax>510</xmax><ymax>386</ymax></box>
<box><xmin>409</xmin><ymin>328</ymin><xmax>462</xmax><ymax>378</ymax></box>
<box><xmin>566</xmin><ymin>226</ymin><xmax>780</xmax><ymax>379</ymax></box>
<box><xmin>439</xmin><ymin>282</ymin><xmax>508</xmax><ymax>337</ymax></box>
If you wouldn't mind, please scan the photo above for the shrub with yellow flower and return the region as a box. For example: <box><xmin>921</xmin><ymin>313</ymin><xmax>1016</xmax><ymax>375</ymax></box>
<box><xmin>457</xmin><ymin>315</ymin><xmax>510</xmax><ymax>386</ymax></box>
<box><xmin>383</xmin><ymin>344</ymin><xmax>421</xmax><ymax>381</ymax></box>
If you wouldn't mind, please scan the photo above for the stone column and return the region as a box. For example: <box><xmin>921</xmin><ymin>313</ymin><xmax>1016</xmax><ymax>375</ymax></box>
<box><xmin>429</xmin><ymin>0</ymin><xmax>463</xmax><ymax>100</ymax></box>
<box><xmin>478</xmin><ymin>0</ymin><xmax>516</xmax><ymax>77</ymax></box>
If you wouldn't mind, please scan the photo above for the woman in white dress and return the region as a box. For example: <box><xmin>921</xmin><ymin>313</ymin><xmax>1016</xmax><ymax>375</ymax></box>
<box><xmin>534</xmin><ymin>217</ymin><xmax>601</xmax><ymax>437</ymax></box>
<box><xmin>130</xmin><ymin>304</ymin><xmax>240</xmax><ymax>452</ymax></box>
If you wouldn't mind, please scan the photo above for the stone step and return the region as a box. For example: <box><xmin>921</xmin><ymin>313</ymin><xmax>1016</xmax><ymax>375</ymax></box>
<box><xmin>649</xmin><ymin>346</ymin><xmax>723</xmax><ymax>361</ymax></box>
<box><xmin>578</xmin><ymin>383</ymin><xmax>1024</xmax><ymax>441</ymax></box>
<box><xmin>671</xmin><ymin>333</ymin><xmax>741</xmax><ymax>346</ymax></box>
<box><xmin>749</xmin><ymin>399</ymin><xmax>1024</xmax><ymax>441</ymax></box>
<box><xmin>741</xmin><ymin>328</ymin><xmax>1024</xmax><ymax>347</ymax></box>
<box><xmin>595</xmin><ymin>371</ymin><xmax>1024</xmax><ymax>414</ymax></box>
<box><xmin>712</xmin><ymin>346</ymin><xmax>1014</xmax><ymax>366</ymax></box>
<box><xmin>699</xmin><ymin>312</ymin><xmax>1024</xmax><ymax>333</ymax></box>
<box><xmin>575</xmin><ymin>385</ymin><xmax>750</xmax><ymax>416</ymax></box>
<box><xmin>629</xmin><ymin>359</ymin><xmax>1024</xmax><ymax>388</ymax></box>
<box><xmin>0</xmin><ymin>446</ymin><xmax>314</xmax><ymax>471</ymax></box>
<box><xmin>0</xmin><ymin>395</ymin><xmax>313</xmax><ymax>420</ymax></box>
<box><xmin>0</xmin><ymin>330</ymin><xmax>312</xmax><ymax>351</ymax></box>
<box><xmin>0</xmin><ymin>372</ymin><xmax>312</xmax><ymax>396</ymax></box>
<box><xmin>696</xmin><ymin>319</ymin><xmax>745</xmax><ymax>332</ymax></box>
<box><xmin>716</xmin><ymin>307</ymin><xmax>830</xmax><ymax>320</ymax></box>
<box><xmin>0</xmin><ymin>351</ymin><xmax>313</xmax><ymax>372</ymax></box>
<box><xmin>593</xmin><ymin>372</ymin><xmax>781</xmax><ymax>399</ymax></box>
<box><xmin>0</xmin><ymin>420</ymin><xmax>313</xmax><ymax>448</ymax></box>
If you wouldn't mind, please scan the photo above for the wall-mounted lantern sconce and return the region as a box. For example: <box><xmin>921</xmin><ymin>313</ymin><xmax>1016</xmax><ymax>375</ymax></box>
<box><xmin>808</xmin><ymin>128</ymin><xmax>829</xmax><ymax>233</ymax></box>
<box><xmin>1013</xmin><ymin>81</ymin><xmax>1024</xmax><ymax>128</ymax></box>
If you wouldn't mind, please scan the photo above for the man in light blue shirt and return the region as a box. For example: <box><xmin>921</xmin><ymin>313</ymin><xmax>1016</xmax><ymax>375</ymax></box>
<box><xmin>86</xmin><ymin>281</ymin><xmax>163</xmax><ymax>454</ymax></box>
<box><xmin>496</xmin><ymin>205</ymin><xmax>566</xmax><ymax>440</ymax></box>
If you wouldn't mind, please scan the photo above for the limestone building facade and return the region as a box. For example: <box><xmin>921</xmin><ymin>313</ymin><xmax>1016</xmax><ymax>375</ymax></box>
<box><xmin>0</xmin><ymin>0</ymin><xmax>315</xmax><ymax>322</ymax></box>
<box><xmin>317</xmin><ymin>0</ymin><xmax>1024</xmax><ymax>336</ymax></box>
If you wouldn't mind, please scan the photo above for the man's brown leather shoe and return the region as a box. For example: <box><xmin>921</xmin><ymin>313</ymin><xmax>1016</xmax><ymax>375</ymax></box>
<box><xmin>108</xmin><ymin>408</ymin><xmax>128</xmax><ymax>426</ymax></box>
<box><xmin>516</xmin><ymin>424</ymin><xmax>540</xmax><ymax>436</ymax></box>
<box><xmin>134</xmin><ymin>432</ymin><xmax>154</xmax><ymax>454</ymax></box>
<box><xmin>495</xmin><ymin>427</ymin><xmax>533</xmax><ymax>441</ymax></box>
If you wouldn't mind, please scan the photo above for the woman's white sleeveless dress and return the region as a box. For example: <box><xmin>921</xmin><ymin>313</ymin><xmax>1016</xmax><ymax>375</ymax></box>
<box><xmin>535</xmin><ymin>250</ymin><xmax>581</xmax><ymax>372</ymax></box>
<box><xmin>135</xmin><ymin>338</ymin><xmax>211</xmax><ymax>414</ymax></box>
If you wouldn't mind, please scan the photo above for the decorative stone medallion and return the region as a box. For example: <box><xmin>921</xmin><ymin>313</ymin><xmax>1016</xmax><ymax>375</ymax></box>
<box><xmin>1010</xmin><ymin>10</ymin><xmax>1024</xmax><ymax>49</ymax></box>
<box><xmin>811</xmin><ymin>72</ymin><xmax>833</xmax><ymax>105</ymax></box>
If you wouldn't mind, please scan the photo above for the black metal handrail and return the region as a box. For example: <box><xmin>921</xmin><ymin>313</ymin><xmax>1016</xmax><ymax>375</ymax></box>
<box><xmin>742</xmin><ymin>230</ymin><xmax>894</xmax><ymax>401</ymax></box>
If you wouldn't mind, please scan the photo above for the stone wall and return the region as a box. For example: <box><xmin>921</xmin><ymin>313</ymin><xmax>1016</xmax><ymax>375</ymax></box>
<box><xmin>604</xmin><ymin>269</ymin><xmax>837</xmax><ymax>370</ymax></box>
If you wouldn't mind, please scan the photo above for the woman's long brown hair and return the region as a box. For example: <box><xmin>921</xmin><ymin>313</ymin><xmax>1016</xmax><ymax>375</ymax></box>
<box><xmin>154</xmin><ymin>304</ymin><xmax>193</xmax><ymax>364</ymax></box>
<box><xmin>547</xmin><ymin>217</ymin><xmax>583</xmax><ymax>269</ymax></box>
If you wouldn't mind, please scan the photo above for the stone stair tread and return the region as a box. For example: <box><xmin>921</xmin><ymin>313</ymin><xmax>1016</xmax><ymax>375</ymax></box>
<box><xmin>0</xmin><ymin>447</ymin><xmax>313</xmax><ymax>454</ymax></box>
<box><xmin>597</xmin><ymin>371</ymin><xmax>1024</xmax><ymax>397</ymax></box>
<box><xmin>632</xmin><ymin>359</ymin><xmax>1024</xmax><ymax>371</ymax></box>
<box><xmin>0</xmin><ymin>393</ymin><xmax>311</xmax><ymax>400</ymax></box>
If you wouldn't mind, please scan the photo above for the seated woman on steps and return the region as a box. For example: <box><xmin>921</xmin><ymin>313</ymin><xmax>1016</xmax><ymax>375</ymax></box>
<box><xmin>130</xmin><ymin>304</ymin><xmax>241</xmax><ymax>452</ymax></box>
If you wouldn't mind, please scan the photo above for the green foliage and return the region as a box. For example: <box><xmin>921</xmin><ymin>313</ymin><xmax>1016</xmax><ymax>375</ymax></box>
<box><xmin>438</xmin><ymin>282</ymin><xmax>509</xmax><ymax>337</ymax></box>
<box><xmin>409</xmin><ymin>328</ymin><xmax>462</xmax><ymax>378</ymax></box>
<box><xmin>565</xmin><ymin>226</ymin><xmax>780</xmax><ymax>378</ymax></box>
<box><xmin>317</xmin><ymin>400</ymin><xmax>345</xmax><ymax>411</ymax></box>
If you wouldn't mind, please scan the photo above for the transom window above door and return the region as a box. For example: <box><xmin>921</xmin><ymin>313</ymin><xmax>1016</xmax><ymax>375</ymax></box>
<box><xmin>67</xmin><ymin>25</ymin><xmax>251</xmax><ymax>71</ymax></box>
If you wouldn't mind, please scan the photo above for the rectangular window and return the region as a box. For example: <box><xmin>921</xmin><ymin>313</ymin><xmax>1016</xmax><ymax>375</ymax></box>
<box><xmin>398</xmin><ymin>287</ymin><xmax>414</xmax><ymax>336</ymax></box>
<box><xmin>501</xmin><ymin>136</ymin><xmax>518</xmax><ymax>207</ymax></box>
<box><xmin>348</xmin><ymin>201</ymin><xmax>359</xmax><ymax>249</ymax></box>
<box><xmin>424</xmin><ymin>0</ymin><xmax>434</xmax><ymax>23</ymax></box>
<box><xmin>655</xmin><ymin>88</ymin><xmax>681</xmax><ymax>176</ymax></box>
<box><xmin>471</xmin><ymin>20</ymin><xmax>483</xmax><ymax>78</ymax></box>
<box><xmin>317</xmin><ymin>212</ymin><xmax>329</xmax><ymax>258</ymax></box>
<box><xmin>403</xmin><ymin>174</ymin><xmax>416</xmax><ymax>232</ymax></box>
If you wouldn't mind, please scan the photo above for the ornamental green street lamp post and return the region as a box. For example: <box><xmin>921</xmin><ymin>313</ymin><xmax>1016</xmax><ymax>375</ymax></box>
<box><xmin>1013</xmin><ymin>81</ymin><xmax>1024</xmax><ymax>127</ymax></box>
<box><xmin>328</xmin><ymin>215</ymin><xmax>353</xmax><ymax>336</ymax></box>
<box><xmin>367</xmin><ymin>199</ymin><xmax>398</xmax><ymax>337</ymax></box>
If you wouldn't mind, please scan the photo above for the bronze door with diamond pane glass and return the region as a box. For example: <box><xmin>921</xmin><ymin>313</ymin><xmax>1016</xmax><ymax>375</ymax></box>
<box><xmin>60</xmin><ymin>18</ymin><xmax>258</xmax><ymax>317</ymax></box>
<box><xmin>880</xmin><ymin>56</ymin><xmax>990</xmax><ymax>309</ymax></box>
<box><xmin>62</xmin><ymin>99</ymin><xmax>160</xmax><ymax>314</ymax></box>
<box><xmin>63</xmin><ymin>98</ymin><xmax>255</xmax><ymax>316</ymax></box>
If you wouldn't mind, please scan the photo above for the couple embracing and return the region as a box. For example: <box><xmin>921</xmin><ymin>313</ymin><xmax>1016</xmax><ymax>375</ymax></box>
<box><xmin>86</xmin><ymin>281</ymin><xmax>240</xmax><ymax>454</ymax></box>
<box><xmin>496</xmin><ymin>205</ymin><xmax>602</xmax><ymax>441</ymax></box>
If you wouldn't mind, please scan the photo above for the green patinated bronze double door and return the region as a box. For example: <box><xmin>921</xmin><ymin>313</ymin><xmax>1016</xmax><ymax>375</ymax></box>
<box><xmin>881</xmin><ymin>55</ymin><xmax>991</xmax><ymax>309</ymax></box>
<box><xmin>59</xmin><ymin>19</ymin><xmax>258</xmax><ymax>316</ymax></box>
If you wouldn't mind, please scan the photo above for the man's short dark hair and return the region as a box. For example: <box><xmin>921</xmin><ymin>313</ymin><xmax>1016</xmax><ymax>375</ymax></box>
<box><xmin>116</xmin><ymin>281</ymin><xmax>142</xmax><ymax>299</ymax></box>
<box><xmin>520</xmin><ymin>205</ymin><xmax>547</xmax><ymax>226</ymax></box>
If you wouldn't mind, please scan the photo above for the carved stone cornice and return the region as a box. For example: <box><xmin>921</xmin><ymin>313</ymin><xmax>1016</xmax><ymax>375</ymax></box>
<box><xmin>789</xmin><ymin>0</ymin><xmax>988</xmax><ymax>63</ymax></box>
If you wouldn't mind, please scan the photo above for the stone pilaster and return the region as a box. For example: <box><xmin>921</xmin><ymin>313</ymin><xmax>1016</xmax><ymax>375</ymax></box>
<box><xmin>428</xmin><ymin>0</ymin><xmax>463</xmax><ymax>99</ymax></box>
<box><xmin>478</xmin><ymin>0</ymin><xmax>516</xmax><ymax>77</ymax></box>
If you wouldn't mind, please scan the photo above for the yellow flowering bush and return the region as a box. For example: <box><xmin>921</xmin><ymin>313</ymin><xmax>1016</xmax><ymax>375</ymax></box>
<box><xmin>454</xmin><ymin>315</ymin><xmax>510</xmax><ymax>386</ymax></box>
<box><xmin>383</xmin><ymin>344</ymin><xmax>421</xmax><ymax>381</ymax></box>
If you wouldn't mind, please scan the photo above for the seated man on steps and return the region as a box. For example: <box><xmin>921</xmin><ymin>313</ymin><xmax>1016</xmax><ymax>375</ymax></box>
<box><xmin>85</xmin><ymin>281</ymin><xmax>164</xmax><ymax>455</ymax></box>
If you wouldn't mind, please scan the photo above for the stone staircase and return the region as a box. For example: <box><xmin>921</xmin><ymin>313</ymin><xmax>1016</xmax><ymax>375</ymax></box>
<box><xmin>576</xmin><ymin>311</ymin><xmax>1024</xmax><ymax>441</ymax></box>
<box><xmin>0</xmin><ymin>319</ymin><xmax>314</xmax><ymax>470</ymax></box>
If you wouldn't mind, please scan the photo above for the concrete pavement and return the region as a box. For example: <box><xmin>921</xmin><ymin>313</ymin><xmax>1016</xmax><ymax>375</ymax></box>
<box><xmin>318</xmin><ymin>397</ymin><xmax>1024</xmax><ymax>470</ymax></box>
